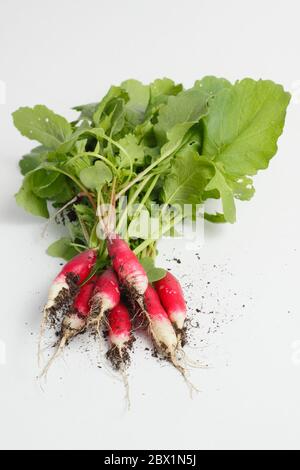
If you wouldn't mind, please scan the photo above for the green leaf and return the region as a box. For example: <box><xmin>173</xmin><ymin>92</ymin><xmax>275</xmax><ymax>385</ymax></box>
<box><xmin>79</xmin><ymin>161</ymin><xmax>112</xmax><ymax>190</ymax></box>
<box><xmin>150</xmin><ymin>78</ymin><xmax>182</xmax><ymax>107</ymax></box>
<box><xmin>162</xmin><ymin>147</ymin><xmax>214</xmax><ymax>206</ymax></box>
<box><xmin>160</xmin><ymin>122</ymin><xmax>197</xmax><ymax>160</ymax></box>
<box><xmin>204</xmin><ymin>212</ymin><xmax>226</xmax><ymax>223</ymax></box>
<box><xmin>155</xmin><ymin>88</ymin><xmax>209</xmax><ymax>143</ymax></box>
<box><xmin>19</xmin><ymin>146</ymin><xmax>49</xmax><ymax>175</ymax></box>
<box><xmin>64</xmin><ymin>154</ymin><xmax>91</xmax><ymax>177</ymax></box>
<box><xmin>140</xmin><ymin>257</ymin><xmax>166</xmax><ymax>282</ymax></box>
<box><xmin>205</xmin><ymin>167</ymin><xmax>236</xmax><ymax>223</ymax></box>
<box><xmin>29</xmin><ymin>170</ymin><xmax>66</xmax><ymax>199</ymax></box>
<box><xmin>227</xmin><ymin>175</ymin><xmax>255</xmax><ymax>201</ymax></box>
<box><xmin>194</xmin><ymin>76</ymin><xmax>232</xmax><ymax>96</ymax></box>
<box><xmin>12</xmin><ymin>105</ymin><xmax>72</xmax><ymax>149</ymax></box>
<box><xmin>57</xmin><ymin>120</ymin><xmax>91</xmax><ymax>154</ymax></box>
<box><xmin>93</xmin><ymin>86</ymin><xmax>127</xmax><ymax>126</ymax></box>
<box><xmin>73</xmin><ymin>102</ymin><xmax>98</xmax><ymax>121</ymax></box>
<box><xmin>51</xmin><ymin>182</ymin><xmax>75</xmax><ymax>203</ymax></box>
<box><xmin>98</xmin><ymin>98</ymin><xmax>125</xmax><ymax>136</ymax></box>
<box><xmin>74</xmin><ymin>203</ymin><xmax>96</xmax><ymax>230</ymax></box>
<box><xmin>15</xmin><ymin>179</ymin><xmax>49</xmax><ymax>218</ymax></box>
<box><xmin>121</xmin><ymin>79</ymin><xmax>150</xmax><ymax>126</ymax></box>
<box><xmin>47</xmin><ymin>237</ymin><xmax>78</xmax><ymax>261</ymax></box>
<box><xmin>117</xmin><ymin>134</ymin><xmax>144</xmax><ymax>168</ymax></box>
<box><xmin>203</xmin><ymin>79</ymin><xmax>291</xmax><ymax>176</ymax></box>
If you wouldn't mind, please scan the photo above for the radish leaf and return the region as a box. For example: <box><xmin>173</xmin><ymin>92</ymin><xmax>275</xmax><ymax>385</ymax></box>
<box><xmin>12</xmin><ymin>105</ymin><xmax>72</xmax><ymax>149</ymax></box>
<box><xmin>15</xmin><ymin>179</ymin><xmax>49</xmax><ymax>218</ymax></box>
<box><xmin>203</xmin><ymin>79</ymin><xmax>291</xmax><ymax>176</ymax></box>
<box><xmin>79</xmin><ymin>161</ymin><xmax>112</xmax><ymax>190</ymax></box>
<box><xmin>47</xmin><ymin>237</ymin><xmax>78</xmax><ymax>261</ymax></box>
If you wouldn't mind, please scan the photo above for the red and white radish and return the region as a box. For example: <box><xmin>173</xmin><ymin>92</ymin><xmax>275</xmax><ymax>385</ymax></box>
<box><xmin>144</xmin><ymin>284</ymin><xmax>178</xmax><ymax>357</ymax></box>
<box><xmin>44</xmin><ymin>248</ymin><xmax>98</xmax><ymax>316</ymax></box>
<box><xmin>41</xmin><ymin>276</ymin><xmax>97</xmax><ymax>377</ymax></box>
<box><xmin>143</xmin><ymin>284</ymin><xmax>196</xmax><ymax>391</ymax></box>
<box><xmin>155</xmin><ymin>272</ymin><xmax>187</xmax><ymax>342</ymax></box>
<box><xmin>106</xmin><ymin>303</ymin><xmax>133</xmax><ymax>370</ymax></box>
<box><xmin>89</xmin><ymin>268</ymin><xmax>120</xmax><ymax>330</ymax></box>
<box><xmin>39</xmin><ymin>248</ymin><xmax>97</xmax><ymax>365</ymax></box>
<box><xmin>62</xmin><ymin>275</ymin><xmax>97</xmax><ymax>338</ymax></box>
<box><xmin>107</xmin><ymin>234</ymin><xmax>148</xmax><ymax>297</ymax></box>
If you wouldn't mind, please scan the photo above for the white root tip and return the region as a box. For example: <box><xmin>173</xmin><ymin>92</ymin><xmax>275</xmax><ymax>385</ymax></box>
<box><xmin>39</xmin><ymin>336</ymin><xmax>68</xmax><ymax>379</ymax></box>
<box><xmin>170</xmin><ymin>311</ymin><xmax>186</xmax><ymax>331</ymax></box>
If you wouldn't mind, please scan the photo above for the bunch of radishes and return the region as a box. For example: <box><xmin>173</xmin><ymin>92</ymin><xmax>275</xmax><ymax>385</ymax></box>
<box><xmin>40</xmin><ymin>234</ymin><xmax>189</xmax><ymax>381</ymax></box>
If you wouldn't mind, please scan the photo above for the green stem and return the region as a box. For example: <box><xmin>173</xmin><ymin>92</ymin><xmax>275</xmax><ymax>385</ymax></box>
<box><xmin>44</xmin><ymin>165</ymin><xmax>96</xmax><ymax>209</ymax></box>
<box><xmin>134</xmin><ymin>213</ymin><xmax>185</xmax><ymax>255</ymax></box>
<box><xmin>69</xmin><ymin>152</ymin><xmax>118</xmax><ymax>174</ymax></box>
<box><xmin>116</xmin><ymin>148</ymin><xmax>173</xmax><ymax>200</ymax></box>
<box><xmin>69</xmin><ymin>242</ymin><xmax>87</xmax><ymax>251</ymax></box>
<box><xmin>131</xmin><ymin>174</ymin><xmax>159</xmax><ymax>221</ymax></box>
<box><xmin>116</xmin><ymin>174</ymin><xmax>153</xmax><ymax>233</ymax></box>
<box><xmin>77</xmin><ymin>214</ymin><xmax>90</xmax><ymax>245</ymax></box>
<box><xmin>102</xmin><ymin>135</ymin><xmax>133</xmax><ymax>176</ymax></box>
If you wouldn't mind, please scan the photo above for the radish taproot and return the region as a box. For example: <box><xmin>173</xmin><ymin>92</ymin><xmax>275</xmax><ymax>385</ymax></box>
<box><xmin>107</xmin><ymin>234</ymin><xmax>148</xmax><ymax>297</ymax></box>
<box><xmin>41</xmin><ymin>276</ymin><xmax>97</xmax><ymax>377</ymax></box>
<box><xmin>155</xmin><ymin>272</ymin><xmax>187</xmax><ymax>343</ymax></box>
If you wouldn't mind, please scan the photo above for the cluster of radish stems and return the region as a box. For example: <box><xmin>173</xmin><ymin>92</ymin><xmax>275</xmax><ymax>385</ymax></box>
<box><xmin>39</xmin><ymin>179</ymin><xmax>200</xmax><ymax>403</ymax></box>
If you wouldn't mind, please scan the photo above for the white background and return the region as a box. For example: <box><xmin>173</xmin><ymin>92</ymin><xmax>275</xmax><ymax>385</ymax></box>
<box><xmin>1</xmin><ymin>0</ymin><xmax>300</xmax><ymax>451</ymax></box>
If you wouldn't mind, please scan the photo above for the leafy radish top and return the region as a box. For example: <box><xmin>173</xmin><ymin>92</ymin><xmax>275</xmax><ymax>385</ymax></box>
<box><xmin>13</xmin><ymin>77</ymin><xmax>290</xmax><ymax>270</ymax></box>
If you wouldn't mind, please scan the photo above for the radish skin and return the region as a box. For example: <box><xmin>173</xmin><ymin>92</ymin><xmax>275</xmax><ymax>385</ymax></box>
<box><xmin>44</xmin><ymin>249</ymin><xmax>98</xmax><ymax>314</ymax></box>
<box><xmin>107</xmin><ymin>235</ymin><xmax>148</xmax><ymax>296</ymax></box>
<box><xmin>144</xmin><ymin>285</ymin><xmax>177</xmax><ymax>355</ymax></box>
<box><xmin>62</xmin><ymin>275</ymin><xmax>97</xmax><ymax>338</ymax></box>
<box><xmin>155</xmin><ymin>272</ymin><xmax>187</xmax><ymax>337</ymax></box>
<box><xmin>106</xmin><ymin>303</ymin><xmax>133</xmax><ymax>369</ymax></box>
<box><xmin>144</xmin><ymin>285</ymin><xmax>197</xmax><ymax>392</ymax></box>
<box><xmin>89</xmin><ymin>268</ymin><xmax>120</xmax><ymax>328</ymax></box>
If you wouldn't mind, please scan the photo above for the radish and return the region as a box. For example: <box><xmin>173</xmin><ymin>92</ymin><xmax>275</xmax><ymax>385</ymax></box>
<box><xmin>143</xmin><ymin>284</ymin><xmax>196</xmax><ymax>391</ymax></box>
<box><xmin>44</xmin><ymin>248</ymin><xmax>98</xmax><ymax>317</ymax></box>
<box><xmin>39</xmin><ymin>249</ymin><xmax>97</xmax><ymax>365</ymax></box>
<box><xmin>154</xmin><ymin>272</ymin><xmax>187</xmax><ymax>343</ymax></box>
<box><xmin>106</xmin><ymin>302</ymin><xmax>134</xmax><ymax>407</ymax></box>
<box><xmin>106</xmin><ymin>303</ymin><xmax>133</xmax><ymax>370</ymax></box>
<box><xmin>41</xmin><ymin>276</ymin><xmax>97</xmax><ymax>377</ymax></box>
<box><xmin>143</xmin><ymin>284</ymin><xmax>178</xmax><ymax>357</ymax></box>
<box><xmin>89</xmin><ymin>268</ymin><xmax>120</xmax><ymax>332</ymax></box>
<box><xmin>106</xmin><ymin>234</ymin><xmax>148</xmax><ymax>297</ymax></box>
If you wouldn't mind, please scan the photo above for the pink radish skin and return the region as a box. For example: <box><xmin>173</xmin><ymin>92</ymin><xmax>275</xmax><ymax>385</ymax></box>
<box><xmin>154</xmin><ymin>272</ymin><xmax>186</xmax><ymax>331</ymax></box>
<box><xmin>89</xmin><ymin>268</ymin><xmax>120</xmax><ymax>326</ymax></box>
<box><xmin>143</xmin><ymin>285</ymin><xmax>178</xmax><ymax>355</ymax></box>
<box><xmin>106</xmin><ymin>303</ymin><xmax>133</xmax><ymax>369</ymax></box>
<box><xmin>44</xmin><ymin>249</ymin><xmax>98</xmax><ymax>312</ymax></box>
<box><xmin>107</xmin><ymin>235</ymin><xmax>148</xmax><ymax>296</ymax></box>
<box><xmin>63</xmin><ymin>275</ymin><xmax>97</xmax><ymax>337</ymax></box>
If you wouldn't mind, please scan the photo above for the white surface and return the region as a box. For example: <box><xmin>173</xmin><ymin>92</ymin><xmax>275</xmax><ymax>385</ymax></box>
<box><xmin>1</xmin><ymin>0</ymin><xmax>300</xmax><ymax>451</ymax></box>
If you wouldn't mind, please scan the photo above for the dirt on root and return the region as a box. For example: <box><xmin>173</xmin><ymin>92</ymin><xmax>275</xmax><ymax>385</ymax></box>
<box><xmin>173</xmin><ymin>324</ymin><xmax>188</xmax><ymax>347</ymax></box>
<box><xmin>106</xmin><ymin>336</ymin><xmax>136</xmax><ymax>370</ymax></box>
<box><xmin>47</xmin><ymin>272</ymin><xmax>79</xmax><ymax>327</ymax></box>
